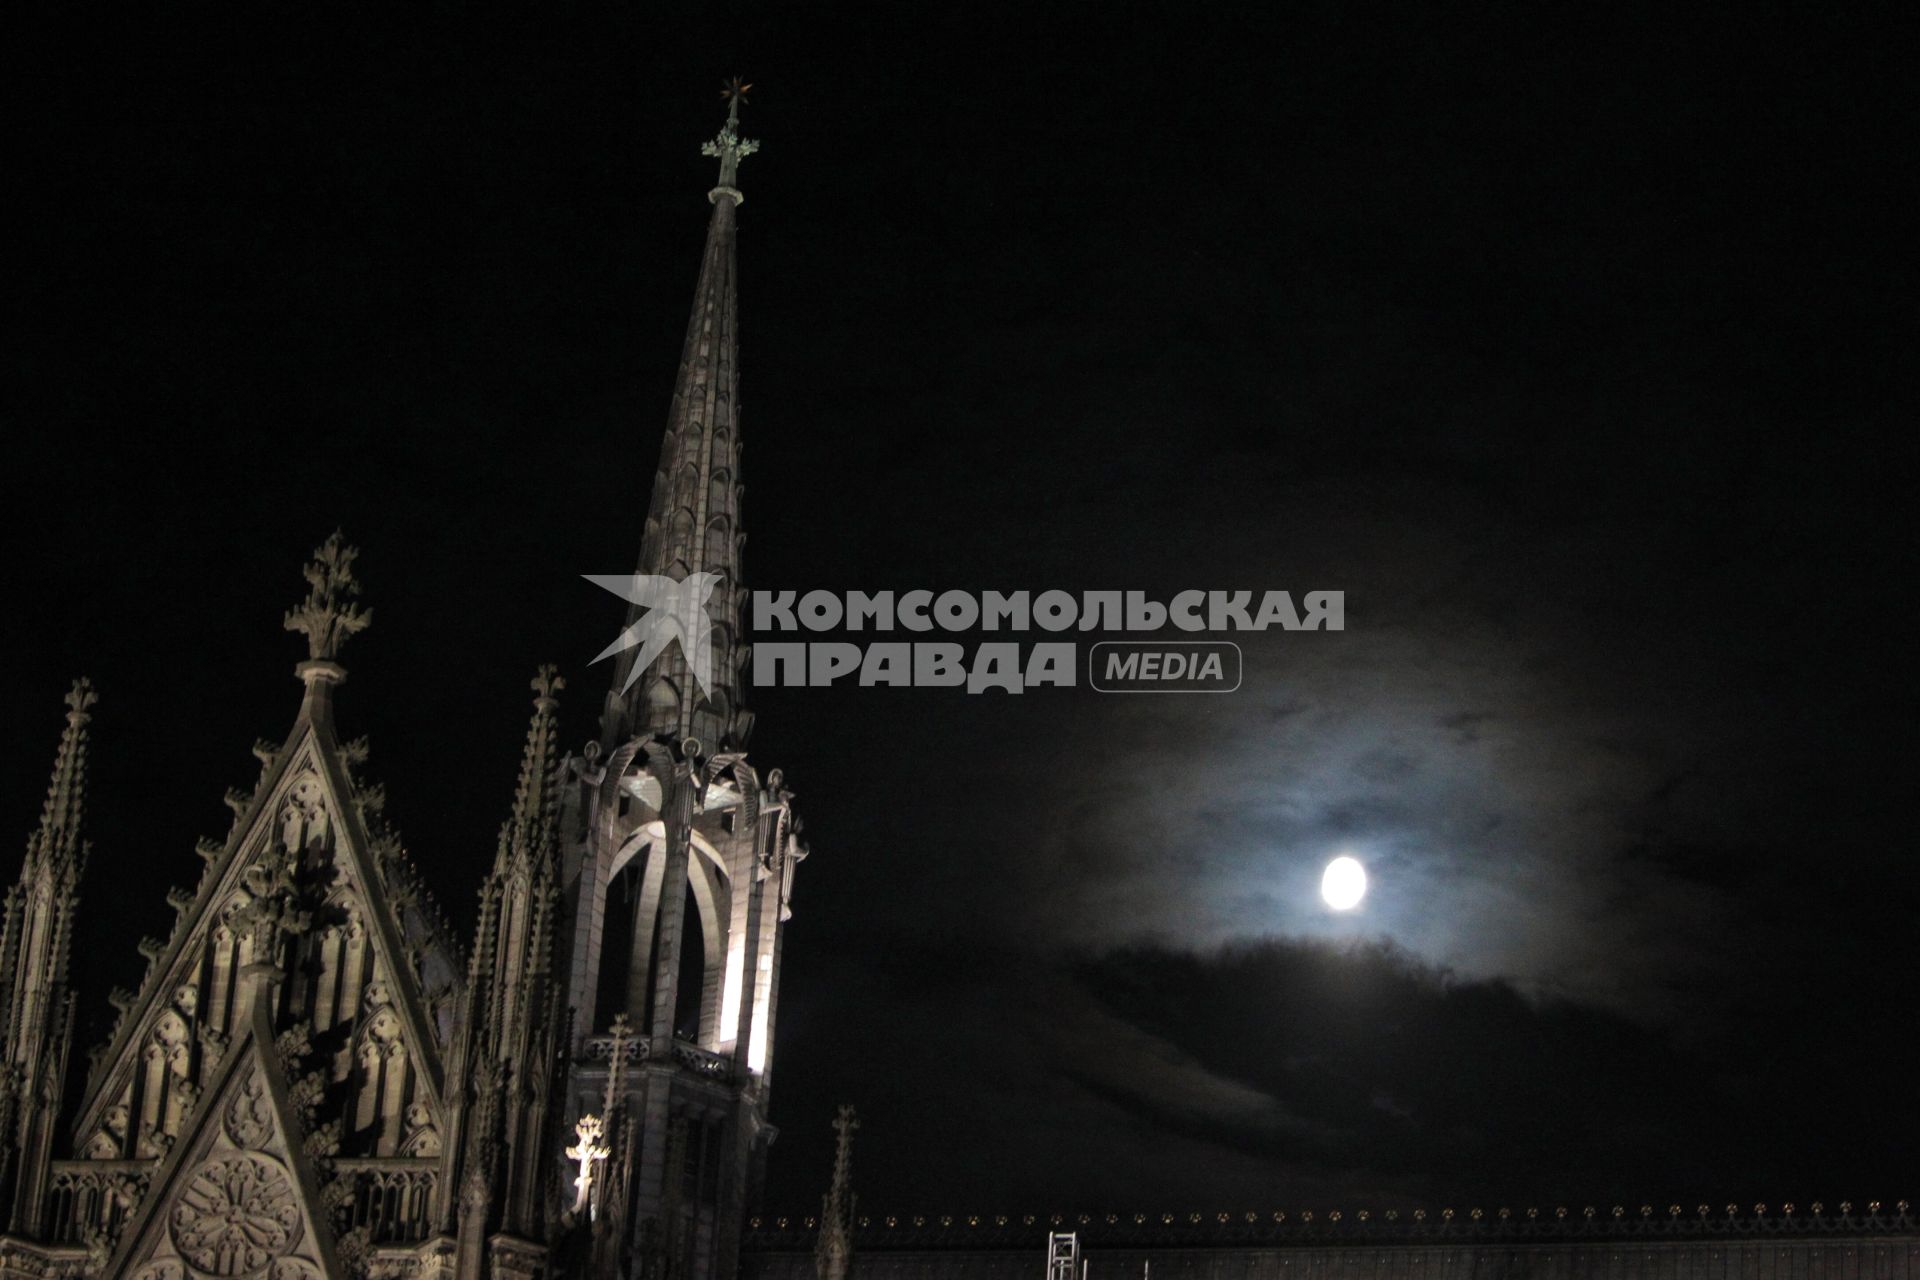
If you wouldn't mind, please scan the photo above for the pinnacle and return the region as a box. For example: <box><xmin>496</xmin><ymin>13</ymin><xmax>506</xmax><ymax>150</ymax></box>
<box><xmin>27</xmin><ymin>678</ymin><xmax>96</xmax><ymax>871</ymax></box>
<box><xmin>496</xmin><ymin>667</ymin><xmax>564</xmax><ymax>873</ymax></box>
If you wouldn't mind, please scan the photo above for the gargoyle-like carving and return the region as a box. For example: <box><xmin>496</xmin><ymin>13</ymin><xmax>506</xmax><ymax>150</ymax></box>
<box><xmin>273</xmin><ymin>1023</ymin><xmax>314</xmax><ymax>1073</ymax></box>
<box><xmin>302</xmin><ymin>1119</ymin><xmax>342</xmax><ymax>1160</ymax></box>
<box><xmin>198</xmin><ymin>1024</ymin><xmax>229</xmax><ymax>1066</ymax></box>
<box><xmin>351</xmin><ymin>782</ymin><xmax>386</xmax><ymax>818</ymax></box>
<box><xmin>235</xmin><ymin>848</ymin><xmax>311</xmax><ymax>961</ymax></box>
<box><xmin>226</xmin><ymin>1071</ymin><xmax>275</xmax><ymax>1150</ymax></box>
<box><xmin>171</xmin><ymin>1076</ymin><xmax>201</xmax><ymax>1125</ymax></box>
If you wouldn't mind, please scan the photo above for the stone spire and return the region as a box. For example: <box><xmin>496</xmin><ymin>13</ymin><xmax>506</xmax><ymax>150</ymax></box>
<box><xmin>443</xmin><ymin>668</ymin><xmax>570</xmax><ymax>1244</ymax></box>
<box><xmin>22</xmin><ymin>679</ymin><xmax>96</xmax><ymax>880</ymax></box>
<box><xmin>4</xmin><ymin>680</ymin><xmax>96</xmax><ymax>1038</ymax></box>
<box><xmin>605</xmin><ymin>79</ymin><xmax>758</xmax><ymax>752</ymax></box>
<box><xmin>815</xmin><ymin>1105</ymin><xmax>859</xmax><ymax>1280</ymax></box>
<box><xmin>0</xmin><ymin>679</ymin><xmax>97</xmax><ymax>1233</ymax></box>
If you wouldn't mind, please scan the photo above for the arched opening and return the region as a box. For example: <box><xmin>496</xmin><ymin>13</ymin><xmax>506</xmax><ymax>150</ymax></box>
<box><xmin>592</xmin><ymin>836</ymin><xmax>727</xmax><ymax>1041</ymax></box>
<box><xmin>594</xmin><ymin>859</ymin><xmax>643</xmax><ymax>1027</ymax></box>
<box><xmin>671</xmin><ymin>893</ymin><xmax>705</xmax><ymax>1041</ymax></box>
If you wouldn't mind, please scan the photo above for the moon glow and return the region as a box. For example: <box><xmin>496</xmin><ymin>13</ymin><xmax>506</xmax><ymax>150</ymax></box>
<box><xmin>1321</xmin><ymin>856</ymin><xmax>1368</xmax><ymax>910</ymax></box>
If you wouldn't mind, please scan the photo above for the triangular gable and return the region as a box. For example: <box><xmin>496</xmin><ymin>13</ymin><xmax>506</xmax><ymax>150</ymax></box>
<box><xmin>105</xmin><ymin>991</ymin><xmax>344</xmax><ymax>1280</ymax></box>
<box><xmin>75</xmin><ymin>708</ymin><xmax>448</xmax><ymax>1157</ymax></box>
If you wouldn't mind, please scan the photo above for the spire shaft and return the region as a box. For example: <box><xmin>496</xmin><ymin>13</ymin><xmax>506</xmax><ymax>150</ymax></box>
<box><xmin>816</xmin><ymin>1105</ymin><xmax>859</xmax><ymax>1280</ymax></box>
<box><xmin>609</xmin><ymin>88</ymin><xmax>759</xmax><ymax>750</ymax></box>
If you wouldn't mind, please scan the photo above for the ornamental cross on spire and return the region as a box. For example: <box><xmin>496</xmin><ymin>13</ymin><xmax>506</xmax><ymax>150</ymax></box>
<box><xmin>567</xmin><ymin>1113</ymin><xmax>611</xmax><ymax>1211</ymax></box>
<box><xmin>702</xmin><ymin>76</ymin><xmax>760</xmax><ymax>191</ymax></box>
<box><xmin>283</xmin><ymin>531</ymin><xmax>371</xmax><ymax>661</ymax></box>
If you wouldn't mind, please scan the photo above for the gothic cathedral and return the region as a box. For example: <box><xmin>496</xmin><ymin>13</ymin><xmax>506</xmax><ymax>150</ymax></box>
<box><xmin>0</xmin><ymin>89</ymin><xmax>805</xmax><ymax>1280</ymax></box>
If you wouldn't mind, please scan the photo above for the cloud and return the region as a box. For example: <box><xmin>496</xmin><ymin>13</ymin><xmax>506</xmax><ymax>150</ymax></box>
<box><xmin>828</xmin><ymin>440</ymin><xmax>1890</xmax><ymax>1043</ymax></box>
<box><xmin>767</xmin><ymin>451</ymin><xmax>1917</xmax><ymax>1210</ymax></box>
<box><xmin>1034</xmin><ymin>974</ymin><xmax>1308</xmax><ymax>1137</ymax></box>
<box><xmin>767</xmin><ymin>933</ymin><xmax>1780</xmax><ymax>1212</ymax></box>
<box><xmin>770</xmin><ymin>941</ymin><xmax>1417</xmax><ymax>1210</ymax></box>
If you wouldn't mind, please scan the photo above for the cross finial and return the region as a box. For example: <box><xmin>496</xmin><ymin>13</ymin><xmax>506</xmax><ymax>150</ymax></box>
<box><xmin>63</xmin><ymin>677</ymin><xmax>98</xmax><ymax>725</ymax></box>
<box><xmin>283</xmin><ymin>530</ymin><xmax>371</xmax><ymax>664</ymax></box>
<box><xmin>702</xmin><ymin>76</ymin><xmax>760</xmax><ymax>198</ymax></box>
<box><xmin>531</xmin><ymin>663</ymin><xmax>565</xmax><ymax>710</ymax></box>
<box><xmin>567</xmin><ymin>1113</ymin><xmax>612</xmax><ymax>1212</ymax></box>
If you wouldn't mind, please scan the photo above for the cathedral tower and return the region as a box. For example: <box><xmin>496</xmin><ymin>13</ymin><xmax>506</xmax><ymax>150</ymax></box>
<box><xmin>559</xmin><ymin>80</ymin><xmax>809</xmax><ymax>1280</ymax></box>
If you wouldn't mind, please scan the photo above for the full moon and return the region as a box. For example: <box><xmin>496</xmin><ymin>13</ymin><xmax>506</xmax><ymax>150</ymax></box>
<box><xmin>1321</xmin><ymin>856</ymin><xmax>1368</xmax><ymax>910</ymax></box>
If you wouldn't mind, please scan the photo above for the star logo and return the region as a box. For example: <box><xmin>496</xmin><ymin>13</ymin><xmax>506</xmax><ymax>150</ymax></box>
<box><xmin>584</xmin><ymin>572</ymin><xmax>722</xmax><ymax>697</ymax></box>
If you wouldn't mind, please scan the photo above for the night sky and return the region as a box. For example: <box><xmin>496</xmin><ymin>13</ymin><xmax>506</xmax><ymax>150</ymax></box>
<box><xmin>3</xmin><ymin>3</ymin><xmax>1912</xmax><ymax>1220</ymax></box>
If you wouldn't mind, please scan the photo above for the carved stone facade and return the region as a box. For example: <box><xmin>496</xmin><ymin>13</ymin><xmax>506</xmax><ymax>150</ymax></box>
<box><xmin>0</xmin><ymin>87</ymin><xmax>804</xmax><ymax>1280</ymax></box>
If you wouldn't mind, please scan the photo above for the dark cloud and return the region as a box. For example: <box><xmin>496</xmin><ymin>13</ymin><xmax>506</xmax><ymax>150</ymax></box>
<box><xmin>772</xmin><ymin>927</ymin><xmax>1911</xmax><ymax>1214</ymax></box>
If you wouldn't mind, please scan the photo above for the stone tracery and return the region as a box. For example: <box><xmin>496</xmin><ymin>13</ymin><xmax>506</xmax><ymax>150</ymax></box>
<box><xmin>168</xmin><ymin>1152</ymin><xmax>302</xmax><ymax>1278</ymax></box>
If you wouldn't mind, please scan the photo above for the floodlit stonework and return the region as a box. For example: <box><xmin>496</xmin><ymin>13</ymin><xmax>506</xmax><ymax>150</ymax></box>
<box><xmin>0</xmin><ymin>86</ymin><xmax>801</xmax><ymax>1280</ymax></box>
